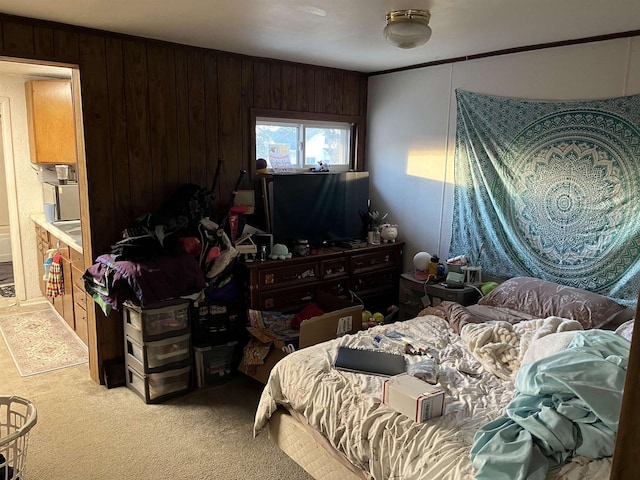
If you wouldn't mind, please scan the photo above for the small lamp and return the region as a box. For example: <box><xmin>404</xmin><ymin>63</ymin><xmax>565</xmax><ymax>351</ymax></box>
<box><xmin>413</xmin><ymin>251</ymin><xmax>432</xmax><ymax>281</ymax></box>
<box><xmin>384</xmin><ymin>10</ymin><xmax>432</xmax><ymax>49</ymax></box>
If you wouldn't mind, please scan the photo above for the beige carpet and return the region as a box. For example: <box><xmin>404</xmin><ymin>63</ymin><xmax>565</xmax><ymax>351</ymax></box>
<box><xmin>0</xmin><ymin>302</ymin><xmax>312</xmax><ymax>480</ymax></box>
<box><xmin>22</xmin><ymin>374</ymin><xmax>312</xmax><ymax>480</ymax></box>
<box><xmin>0</xmin><ymin>309</ymin><xmax>88</xmax><ymax>376</ymax></box>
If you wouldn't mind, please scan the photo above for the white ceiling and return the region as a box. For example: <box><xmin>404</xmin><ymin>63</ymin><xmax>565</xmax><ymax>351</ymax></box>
<box><xmin>0</xmin><ymin>0</ymin><xmax>639</xmax><ymax>73</ymax></box>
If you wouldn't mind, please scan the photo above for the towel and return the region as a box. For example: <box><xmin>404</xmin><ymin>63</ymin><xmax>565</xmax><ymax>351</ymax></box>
<box><xmin>46</xmin><ymin>253</ymin><xmax>64</xmax><ymax>298</ymax></box>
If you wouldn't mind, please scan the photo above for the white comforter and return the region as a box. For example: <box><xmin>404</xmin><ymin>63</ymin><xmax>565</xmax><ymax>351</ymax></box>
<box><xmin>254</xmin><ymin>315</ymin><xmax>611</xmax><ymax>480</ymax></box>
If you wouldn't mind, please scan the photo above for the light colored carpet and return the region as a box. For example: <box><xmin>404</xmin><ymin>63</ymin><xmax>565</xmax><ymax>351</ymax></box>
<box><xmin>23</xmin><ymin>373</ymin><xmax>312</xmax><ymax>480</ymax></box>
<box><xmin>0</xmin><ymin>303</ymin><xmax>312</xmax><ymax>480</ymax></box>
<box><xmin>0</xmin><ymin>309</ymin><xmax>88</xmax><ymax>376</ymax></box>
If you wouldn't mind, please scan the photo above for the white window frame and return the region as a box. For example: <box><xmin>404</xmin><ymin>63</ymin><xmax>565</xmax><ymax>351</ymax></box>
<box><xmin>255</xmin><ymin>116</ymin><xmax>354</xmax><ymax>173</ymax></box>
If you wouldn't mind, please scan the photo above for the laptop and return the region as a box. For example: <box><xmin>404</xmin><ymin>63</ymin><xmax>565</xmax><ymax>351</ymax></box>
<box><xmin>334</xmin><ymin>347</ymin><xmax>406</xmax><ymax>376</ymax></box>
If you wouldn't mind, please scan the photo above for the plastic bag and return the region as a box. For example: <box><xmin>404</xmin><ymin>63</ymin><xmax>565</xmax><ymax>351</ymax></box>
<box><xmin>408</xmin><ymin>358</ymin><xmax>440</xmax><ymax>385</ymax></box>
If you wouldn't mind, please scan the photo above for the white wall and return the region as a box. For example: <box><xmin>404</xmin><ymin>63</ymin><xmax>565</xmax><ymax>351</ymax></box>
<box><xmin>0</xmin><ymin>126</ymin><xmax>8</xmax><ymax>226</ymax></box>
<box><xmin>367</xmin><ymin>36</ymin><xmax>640</xmax><ymax>272</ymax></box>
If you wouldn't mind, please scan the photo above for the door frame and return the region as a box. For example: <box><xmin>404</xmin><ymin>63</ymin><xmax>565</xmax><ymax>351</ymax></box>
<box><xmin>0</xmin><ymin>95</ymin><xmax>26</xmax><ymax>301</ymax></box>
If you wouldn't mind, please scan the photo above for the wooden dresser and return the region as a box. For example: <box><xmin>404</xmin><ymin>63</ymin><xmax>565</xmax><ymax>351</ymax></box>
<box><xmin>241</xmin><ymin>242</ymin><xmax>404</xmax><ymax>313</ymax></box>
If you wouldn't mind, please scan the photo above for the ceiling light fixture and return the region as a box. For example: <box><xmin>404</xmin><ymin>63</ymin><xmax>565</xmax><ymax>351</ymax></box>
<box><xmin>383</xmin><ymin>10</ymin><xmax>432</xmax><ymax>49</ymax></box>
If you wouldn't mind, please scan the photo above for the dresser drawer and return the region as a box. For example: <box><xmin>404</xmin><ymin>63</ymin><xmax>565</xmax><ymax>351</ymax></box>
<box><xmin>72</xmin><ymin>265</ymin><xmax>85</xmax><ymax>288</ymax></box>
<box><xmin>37</xmin><ymin>238</ymin><xmax>47</xmax><ymax>254</ymax></box>
<box><xmin>349</xmin><ymin>269</ymin><xmax>396</xmax><ymax>297</ymax></box>
<box><xmin>350</xmin><ymin>248</ymin><xmax>400</xmax><ymax>275</ymax></box>
<box><xmin>126</xmin><ymin>333</ymin><xmax>191</xmax><ymax>373</ymax></box>
<box><xmin>258</xmin><ymin>262</ymin><xmax>319</xmax><ymax>291</ymax></box>
<box><xmin>316</xmin><ymin>279</ymin><xmax>350</xmax><ymax>299</ymax></box>
<box><xmin>424</xmin><ymin>284</ymin><xmax>480</xmax><ymax>306</ymax></box>
<box><xmin>124</xmin><ymin>300</ymin><xmax>191</xmax><ymax>343</ymax></box>
<box><xmin>74</xmin><ymin>304</ymin><xmax>88</xmax><ymax>346</ymax></box>
<box><xmin>259</xmin><ymin>285</ymin><xmax>316</xmax><ymax>312</ymax></box>
<box><xmin>38</xmin><ymin>225</ymin><xmax>49</xmax><ymax>242</ymax></box>
<box><xmin>70</xmin><ymin>248</ymin><xmax>84</xmax><ymax>266</ymax></box>
<box><xmin>73</xmin><ymin>284</ymin><xmax>87</xmax><ymax>310</ymax></box>
<box><xmin>320</xmin><ymin>257</ymin><xmax>348</xmax><ymax>280</ymax></box>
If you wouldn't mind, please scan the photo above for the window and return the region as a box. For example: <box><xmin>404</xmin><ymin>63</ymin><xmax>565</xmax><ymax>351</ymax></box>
<box><xmin>256</xmin><ymin>117</ymin><xmax>353</xmax><ymax>172</ymax></box>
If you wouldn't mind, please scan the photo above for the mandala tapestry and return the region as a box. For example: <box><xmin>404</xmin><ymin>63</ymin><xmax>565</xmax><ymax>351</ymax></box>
<box><xmin>449</xmin><ymin>90</ymin><xmax>640</xmax><ymax>306</ymax></box>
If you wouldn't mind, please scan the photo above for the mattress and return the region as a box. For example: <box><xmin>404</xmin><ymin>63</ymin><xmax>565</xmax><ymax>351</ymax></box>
<box><xmin>268</xmin><ymin>407</ymin><xmax>370</xmax><ymax>480</ymax></box>
<box><xmin>254</xmin><ymin>314</ymin><xmax>613</xmax><ymax>480</ymax></box>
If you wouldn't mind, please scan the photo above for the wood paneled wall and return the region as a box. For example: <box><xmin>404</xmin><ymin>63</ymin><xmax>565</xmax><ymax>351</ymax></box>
<box><xmin>0</xmin><ymin>14</ymin><xmax>367</xmax><ymax>252</ymax></box>
<box><xmin>0</xmin><ymin>13</ymin><xmax>368</xmax><ymax>382</ymax></box>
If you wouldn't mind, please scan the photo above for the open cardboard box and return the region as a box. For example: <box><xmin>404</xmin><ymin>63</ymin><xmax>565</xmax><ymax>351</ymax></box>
<box><xmin>242</xmin><ymin>291</ymin><xmax>363</xmax><ymax>384</ymax></box>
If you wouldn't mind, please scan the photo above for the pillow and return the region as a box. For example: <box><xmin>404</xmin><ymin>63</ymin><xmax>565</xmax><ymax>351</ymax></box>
<box><xmin>615</xmin><ymin>319</ymin><xmax>634</xmax><ymax>342</ymax></box>
<box><xmin>477</xmin><ymin>276</ymin><xmax>626</xmax><ymax>330</ymax></box>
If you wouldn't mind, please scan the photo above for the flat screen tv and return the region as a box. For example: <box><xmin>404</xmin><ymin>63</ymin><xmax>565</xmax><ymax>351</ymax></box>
<box><xmin>269</xmin><ymin>172</ymin><xmax>369</xmax><ymax>246</ymax></box>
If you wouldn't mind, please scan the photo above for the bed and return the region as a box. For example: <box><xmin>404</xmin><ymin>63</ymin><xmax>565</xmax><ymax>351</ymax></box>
<box><xmin>253</xmin><ymin>277</ymin><xmax>636</xmax><ymax>480</ymax></box>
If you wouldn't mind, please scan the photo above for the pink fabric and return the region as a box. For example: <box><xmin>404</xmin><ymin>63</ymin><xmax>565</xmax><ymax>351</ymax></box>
<box><xmin>478</xmin><ymin>276</ymin><xmax>626</xmax><ymax>329</ymax></box>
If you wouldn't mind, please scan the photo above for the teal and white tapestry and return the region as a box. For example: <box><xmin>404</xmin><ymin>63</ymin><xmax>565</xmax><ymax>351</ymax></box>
<box><xmin>449</xmin><ymin>90</ymin><xmax>640</xmax><ymax>306</ymax></box>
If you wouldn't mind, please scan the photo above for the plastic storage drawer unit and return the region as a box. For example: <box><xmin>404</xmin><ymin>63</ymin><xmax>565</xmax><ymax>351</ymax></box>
<box><xmin>193</xmin><ymin>342</ymin><xmax>238</xmax><ymax>388</ymax></box>
<box><xmin>126</xmin><ymin>364</ymin><xmax>192</xmax><ymax>404</ymax></box>
<box><xmin>126</xmin><ymin>333</ymin><xmax>192</xmax><ymax>374</ymax></box>
<box><xmin>124</xmin><ymin>299</ymin><xmax>190</xmax><ymax>343</ymax></box>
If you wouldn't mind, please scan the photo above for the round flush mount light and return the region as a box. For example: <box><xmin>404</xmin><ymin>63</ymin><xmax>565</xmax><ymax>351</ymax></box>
<box><xmin>383</xmin><ymin>10</ymin><xmax>432</xmax><ymax>49</ymax></box>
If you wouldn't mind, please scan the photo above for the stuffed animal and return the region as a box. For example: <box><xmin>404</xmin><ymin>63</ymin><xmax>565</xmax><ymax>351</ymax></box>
<box><xmin>269</xmin><ymin>243</ymin><xmax>292</xmax><ymax>260</ymax></box>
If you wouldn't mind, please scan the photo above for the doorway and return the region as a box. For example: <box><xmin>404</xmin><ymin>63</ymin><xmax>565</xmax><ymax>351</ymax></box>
<box><xmin>0</xmin><ymin>59</ymin><xmax>84</xmax><ymax>308</ymax></box>
<box><xmin>0</xmin><ymin>95</ymin><xmax>18</xmax><ymax>306</ymax></box>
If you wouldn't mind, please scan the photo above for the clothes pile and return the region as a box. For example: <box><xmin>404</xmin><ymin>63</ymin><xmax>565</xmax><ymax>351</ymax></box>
<box><xmin>83</xmin><ymin>182</ymin><xmax>241</xmax><ymax>315</ymax></box>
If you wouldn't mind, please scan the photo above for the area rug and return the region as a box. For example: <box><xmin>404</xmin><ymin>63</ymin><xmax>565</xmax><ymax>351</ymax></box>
<box><xmin>0</xmin><ymin>262</ymin><xmax>13</xmax><ymax>285</ymax></box>
<box><xmin>0</xmin><ymin>309</ymin><xmax>88</xmax><ymax>376</ymax></box>
<box><xmin>0</xmin><ymin>284</ymin><xmax>14</xmax><ymax>297</ymax></box>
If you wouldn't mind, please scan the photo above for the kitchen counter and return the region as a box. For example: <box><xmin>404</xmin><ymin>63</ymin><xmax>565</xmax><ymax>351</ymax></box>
<box><xmin>31</xmin><ymin>214</ymin><xmax>83</xmax><ymax>253</ymax></box>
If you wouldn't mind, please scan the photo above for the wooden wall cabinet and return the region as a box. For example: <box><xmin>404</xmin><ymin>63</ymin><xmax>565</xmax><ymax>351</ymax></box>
<box><xmin>25</xmin><ymin>79</ymin><xmax>77</xmax><ymax>165</ymax></box>
<box><xmin>243</xmin><ymin>243</ymin><xmax>404</xmax><ymax>314</ymax></box>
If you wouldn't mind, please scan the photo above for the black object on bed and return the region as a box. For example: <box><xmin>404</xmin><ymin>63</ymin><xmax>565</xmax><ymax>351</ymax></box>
<box><xmin>334</xmin><ymin>347</ymin><xmax>406</xmax><ymax>376</ymax></box>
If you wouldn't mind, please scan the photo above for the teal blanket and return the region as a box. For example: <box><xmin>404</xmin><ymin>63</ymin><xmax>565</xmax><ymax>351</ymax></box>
<box><xmin>470</xmin><ymin>330</ymin><xmax>629</xmax><ymax>480</ymax></box>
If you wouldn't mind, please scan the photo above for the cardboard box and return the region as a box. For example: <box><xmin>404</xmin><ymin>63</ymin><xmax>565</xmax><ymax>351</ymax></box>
<box><xmin>298</xmin><ymin>291</ymin><xmax>363</xmax><ymax>348</ymax></box>
<box><xmin>383</xmin><ymin>373</ymin><xmax>445</xmax><ymax>422</ymax></box>
<box><xmin>241</xmin><ymin>291</ymin><xmax>363</xmax><ymax>384</ymax></box>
